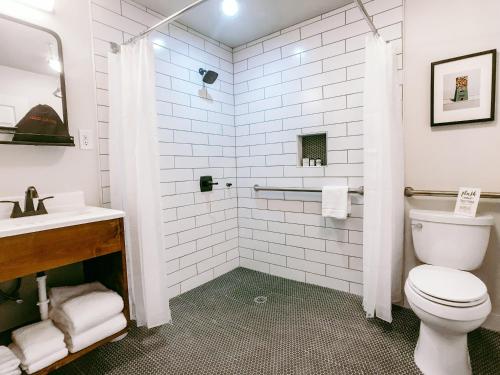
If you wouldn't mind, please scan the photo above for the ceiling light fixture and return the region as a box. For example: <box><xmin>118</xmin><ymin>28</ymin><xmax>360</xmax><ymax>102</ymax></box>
<box><xmin>221</xmin><ymin>0</ymin><xmax>238</xmax><ymax>17</ymax></box>
<box><xmin>14</xmin><ymin>0</ymin><xmax>54</xmax><ymax>12</ymax></box>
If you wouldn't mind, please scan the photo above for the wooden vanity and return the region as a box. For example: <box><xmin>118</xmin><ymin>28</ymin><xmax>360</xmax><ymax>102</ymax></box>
<box><xmin>0</xmin><ymin>217</ymin><xmax>129</xmax><ymax>374</ymax></box>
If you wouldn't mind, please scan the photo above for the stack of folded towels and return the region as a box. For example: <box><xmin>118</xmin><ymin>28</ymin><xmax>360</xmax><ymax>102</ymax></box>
<box><xmin>8</xmin><ymin>320</ymin><xmax>67</xmax><ymax>374</ymax></box>
<box><xmin>49</xmin><ymin>282</ymin><xmax>127</xmax><ymax>353</ymax></box>
<box><xmin>0</xmin><ymin>346</ymin><xmax>21</xmax><ymax>375</ymax></box>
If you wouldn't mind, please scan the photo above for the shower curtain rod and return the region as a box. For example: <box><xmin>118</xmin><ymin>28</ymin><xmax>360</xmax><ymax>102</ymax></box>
<box><xmin>354</xmin><ymin>0</ymin><xmax>379</xmax><ymax>37</ymax></box>
<box><xmin>110</xmin><ymin>0</ymin><xmax>209</xmax><ymax>53</ymax></box>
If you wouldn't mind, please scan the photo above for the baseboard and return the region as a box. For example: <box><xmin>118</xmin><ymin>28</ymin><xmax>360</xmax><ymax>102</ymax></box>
<box><xmin>482</xmin><ymin>312</ymin><xmax>500</xmax><ymax>332</ymax></box>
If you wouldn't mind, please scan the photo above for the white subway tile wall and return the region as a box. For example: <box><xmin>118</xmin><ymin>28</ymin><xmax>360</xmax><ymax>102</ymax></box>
<box><xmin>91</xmin><ymin>0</ymin><xmax>403</xmax><ymax>299</ymax></box>
<box><xmin>234</xmin><ymin>0</ymin><xmax>402</xmax><ymax>295</ymax></box>
<box><xmin>91</xmin><ymin>0</ymin><xmax>239</xmax><ymax>298</ymax></box>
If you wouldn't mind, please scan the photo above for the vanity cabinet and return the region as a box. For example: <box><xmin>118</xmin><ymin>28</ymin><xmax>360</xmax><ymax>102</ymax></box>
<box><xmin>0</xmin><ymin>218</ymin><xmax>129</xmax><ymax>374</ymax></box>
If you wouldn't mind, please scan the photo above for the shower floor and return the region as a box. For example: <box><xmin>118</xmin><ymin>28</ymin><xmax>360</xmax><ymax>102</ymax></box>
<box><xmin>54</xmin><ymin>268</ymin><xmax>500</xmax><ymax>375</ymax></box>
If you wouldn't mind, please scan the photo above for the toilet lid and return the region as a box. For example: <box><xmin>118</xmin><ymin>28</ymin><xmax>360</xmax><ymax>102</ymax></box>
<box><xmin>408</xmin><ymin>265</ymin><xmax>487</xmax><ymax>303</ymax></box>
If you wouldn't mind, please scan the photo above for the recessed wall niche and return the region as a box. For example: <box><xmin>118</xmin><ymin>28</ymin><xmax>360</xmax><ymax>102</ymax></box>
<box><xmin>297</xmin><ymin>133</ymin><xmax>327</xmax><ymax>167</ymax></box>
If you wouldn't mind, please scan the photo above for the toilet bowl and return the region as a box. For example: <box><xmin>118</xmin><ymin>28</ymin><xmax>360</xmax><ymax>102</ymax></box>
<box><xmin>405</xmin><ymin>265</ymin><xmax>491</xmax><ymax>375</ymax></box>
<box><xmin>405</xmin><ymin>209</ymin><xmax>494</xmax><ymax>375</ymax></box>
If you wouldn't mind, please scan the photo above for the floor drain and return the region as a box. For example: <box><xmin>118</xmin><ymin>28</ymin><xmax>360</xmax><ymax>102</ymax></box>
<box><xmin>253</xmin><ymin>296</ymin><xmax>267</xmax><ymax>304</ymax></box>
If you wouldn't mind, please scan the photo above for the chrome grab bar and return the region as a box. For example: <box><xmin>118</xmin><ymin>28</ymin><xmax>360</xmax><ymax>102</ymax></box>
<box><xmin>253</xmin><ymin>185</ymin><xmax>364</xmax><ymax>195</ymax></box>
<box><xmin>404</xmin><ymin>187</ymin><xmax>500</xmax><ymax>199</ymax></box>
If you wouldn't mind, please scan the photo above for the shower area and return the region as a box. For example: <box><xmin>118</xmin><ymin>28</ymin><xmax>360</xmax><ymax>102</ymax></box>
<box><xmin>94</xmin><ymin>0</ymin><xmax>404</xmax><ymax>299</ymax></box>
<box><xmin>79</xmin><ymin>0</ymin><xmax>417</xmax><ymax>372</ymax></box>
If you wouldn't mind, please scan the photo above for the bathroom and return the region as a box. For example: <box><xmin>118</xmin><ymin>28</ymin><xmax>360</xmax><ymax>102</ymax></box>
<box><xmin>0</xmin><ymin>0</ymin><xmax>498</xmax><ymax>373</ymax></box>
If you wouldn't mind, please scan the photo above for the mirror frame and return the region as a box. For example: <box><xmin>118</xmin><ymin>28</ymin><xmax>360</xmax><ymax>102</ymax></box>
<box><xmin>0</xmin><ymin>13</ymin><xmax>73</xmax><ymax>146</ymax></box>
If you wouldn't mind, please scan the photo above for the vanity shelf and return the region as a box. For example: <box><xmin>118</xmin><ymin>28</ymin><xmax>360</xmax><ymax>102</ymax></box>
<box><xmin>0</xmin><ymin>218</ymin><xmax>129</xmax><ymax>374</ymax></box>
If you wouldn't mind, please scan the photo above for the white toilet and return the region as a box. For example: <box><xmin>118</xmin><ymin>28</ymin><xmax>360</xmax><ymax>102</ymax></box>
<box><xmin>405</xmin><ymin>209</ymin><xmax>494</xmax><ymax>375</ymax></box>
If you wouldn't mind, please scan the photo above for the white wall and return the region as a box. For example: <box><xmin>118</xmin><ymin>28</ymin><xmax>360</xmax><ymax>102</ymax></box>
<box><xmin>404</xmin><ymin>0</ymin><xmax>500</xmax><ymax>331</ymax></box>
<box><xmin>0</xmin><ymin>0</ymin><xmax>99</xmax><ymax>330</ymax></box>
<box><xmin>90</xmin><ymin>0</ymin><xmax>239</xmax><ymax>298</ymax></box>
<box><xmin>234</xmin><ymin>0</ymin><xmax>402</xmax><ymax>293</ymax></box>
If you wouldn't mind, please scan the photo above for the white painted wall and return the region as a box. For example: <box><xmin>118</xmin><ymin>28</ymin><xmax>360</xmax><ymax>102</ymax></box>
<box><xmin>0</xmin><ymin>0</ymin><xmax>99</xmax><ymax>331</ymax></box>
<box><xmin>404</xmin><ymin>0</ymin><xmax>500</xmax><ymax>331</ymax></box>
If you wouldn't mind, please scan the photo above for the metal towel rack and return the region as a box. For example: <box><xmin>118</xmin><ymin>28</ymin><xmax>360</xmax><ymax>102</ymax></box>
<box><xmin>404</xmin><ymin>187</ymin><xmax>500</xmax><ymax>199</ymax></box>
<box><xmin>253</xmin><ymin>185</ymin><xmax>364</xmax><ymax>195</ymax></box>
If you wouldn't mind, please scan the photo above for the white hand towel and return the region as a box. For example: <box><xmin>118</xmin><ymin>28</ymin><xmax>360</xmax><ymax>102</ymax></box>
<box><xmin>10</xmin><ymin>345</ymin><xmax>67</xmax><ymax>375</ymax></box>
<box><xmin>322</xmin><ymin>186</ymin><xmax>351</xmax><ymax>219</ymax></box>
<box><xmin>65</xmin><ymin>313</ymin><xmax>127</xmax><ymax>353</ymax></box>
<box><xmin>50</xmin><ymin>290</ymin><xmax>124</xmax><ymax>336</ymax></box>
<box><xmin>0</xmin><ymin>346</ymin><xmax>20</xmax><ymax>373</ymax></box>
<box><xmin>11</xmin><ymin>321</ymin><xmax>65</xmax><ymax>364</ymax></box>
<box><xmin>49</xmin><ymin>282</ymin><xmax>108</xmax><ymax>308</ymax></box>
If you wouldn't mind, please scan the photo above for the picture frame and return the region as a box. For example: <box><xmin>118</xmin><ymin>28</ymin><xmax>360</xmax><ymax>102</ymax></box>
<box><xmin>431</xmin><ymin>49</ymin><xmax>496</xmax><ymax>127</ymax></box>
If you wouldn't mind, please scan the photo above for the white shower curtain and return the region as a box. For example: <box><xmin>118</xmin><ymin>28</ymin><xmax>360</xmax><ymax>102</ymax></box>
<box><xmin>108</xmin><ymin>38</ymin><xmax>171</xmax><ymax>328</ymax></box>
<box><xmin>362</xmin><ymin>34</ymin><xmax>404</xmax><ymax>323</ymax></box>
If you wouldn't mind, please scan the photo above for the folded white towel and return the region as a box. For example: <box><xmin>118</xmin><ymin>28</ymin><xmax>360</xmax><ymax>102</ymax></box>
<box><xmin>65</xmin><ymin>313</ymin><xmax>127</xmax><ymax>353</ymax></box>
<box><xmin>51</xmin><ymin>290</ymin><xmax>124</xmax><ymax>335</ymax></box>
<box><xmin>10</xmin><ymin>345</ymin><xmax>67</xmax><ymax>375</ymax></box>
<box><xmin>49</xmin><ymin>282</ymin><xmax>107</xmax><ymax>308</ymax></box>
<box><xmin>322</xmin><ymin>185</ymin><xmax>351</xmax><ymax>219</ymax></box>
<box><xmin>0</xmin><ymin>346</ymin><xmax>20</xmax><ymax>373</ymax></box>
<box><xmin>0</xmin><ymin>369</ymin><xmax>21</xmax><ymax>375</ymax></box>
<box><xmin>11</xmin><ymin>321</ymin><xmax>65</xmax><ymax>364</ymax></box>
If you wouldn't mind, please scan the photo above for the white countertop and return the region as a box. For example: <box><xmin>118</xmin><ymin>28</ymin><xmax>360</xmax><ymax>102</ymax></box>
<box><xmin>0</xmin><ymin>191</ymin><xmax>124</xmax><ymax>238</ymax></box>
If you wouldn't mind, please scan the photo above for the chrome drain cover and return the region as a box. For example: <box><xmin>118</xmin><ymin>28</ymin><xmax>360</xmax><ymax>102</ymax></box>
<box><xmin>253</xmin><ymin>296</ymin><xmax>267</xmax><ymax>304</ymax></box>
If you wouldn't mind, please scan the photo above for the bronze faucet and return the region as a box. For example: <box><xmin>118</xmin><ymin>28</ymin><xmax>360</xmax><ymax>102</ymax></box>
<box><xmin>0</xmin><ymin>186</ymin><xmax>54</xmax><ymax>218</ymax></box>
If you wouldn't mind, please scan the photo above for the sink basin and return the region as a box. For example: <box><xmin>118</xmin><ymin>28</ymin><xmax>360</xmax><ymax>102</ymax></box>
<box><xmin>0</xmin><ymin>191</ymin><xmax>124</xmax><ymax>238</ymax></box>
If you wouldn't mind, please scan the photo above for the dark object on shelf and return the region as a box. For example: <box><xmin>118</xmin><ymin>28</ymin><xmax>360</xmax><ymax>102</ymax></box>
<box><xmin>226</xmin><ymin>183</ymin><xmax>233</xmax><ymax>188</ymax></box>
<box><xmin>12</xmin><ymin>104</ymin><xmax>72</xmax><ymax>144</ymax></box>
<box><xmin>200</xmin><ymin>176</ymin><xmax>218</xmax><ymax>192</ymax></box>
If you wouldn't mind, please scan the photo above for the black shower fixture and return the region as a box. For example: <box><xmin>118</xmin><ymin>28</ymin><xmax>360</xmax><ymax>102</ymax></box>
<box><xmin>199</xmin><ymin>68</ymin><xmax>218</xmax><ymax>84</ymax></box>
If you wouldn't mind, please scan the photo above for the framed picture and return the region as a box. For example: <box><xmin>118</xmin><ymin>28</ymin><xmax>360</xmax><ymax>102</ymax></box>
<box><xmin>431</xmin><ymin>49</ymin><xmax>496</xmax><ymax>127</ymax></box>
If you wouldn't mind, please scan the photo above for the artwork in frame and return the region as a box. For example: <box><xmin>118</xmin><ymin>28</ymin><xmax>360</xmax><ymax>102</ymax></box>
<box><xmin>431</xmin><ymin>49</ymin><xmax>496</xmax><ymax>127</ymax></box>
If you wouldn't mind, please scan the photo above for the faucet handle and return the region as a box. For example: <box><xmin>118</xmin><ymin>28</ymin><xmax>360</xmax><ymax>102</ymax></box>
<box><xmin>0</xmin><ymin>200</ymin><xmax>23</xmax><ymax>218</ymax></box>
<box><xmin>36</xmin><ymin>196</ymin><xmax>54</xmax><ymax>215</ymax></box>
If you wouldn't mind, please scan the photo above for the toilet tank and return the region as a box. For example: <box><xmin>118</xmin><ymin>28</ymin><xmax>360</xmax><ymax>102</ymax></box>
<box><xmin>409</xmin><ymin>209</ymin><xmax>494</xmax><ymax>270</ymax></box>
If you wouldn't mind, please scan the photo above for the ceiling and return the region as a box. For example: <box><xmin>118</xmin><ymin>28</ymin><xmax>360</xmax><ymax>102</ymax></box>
<box><xmin>0</xmin><ymin>17</ymin><xmax>60</xmax><ymax>76</ymax></box>
<box><xmin>135</xmin><ymin>0</ymin><xmax>354</xmax><ymax>47</ymax></box>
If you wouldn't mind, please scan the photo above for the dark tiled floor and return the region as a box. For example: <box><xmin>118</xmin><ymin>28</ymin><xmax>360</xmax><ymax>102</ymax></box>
<box><xmin>54</xmin><ymin>268</ymin><xmax>500</xmax><ymax>374</ymax></box>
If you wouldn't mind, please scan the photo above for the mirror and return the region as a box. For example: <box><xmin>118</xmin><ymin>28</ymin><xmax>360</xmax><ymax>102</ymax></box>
<box><xmin>0</xmin><ymin>14</ymin><xmax>73</xmax><ymax>146</ymax></box>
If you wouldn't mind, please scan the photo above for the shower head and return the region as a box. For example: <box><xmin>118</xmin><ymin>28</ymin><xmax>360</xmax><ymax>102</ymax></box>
<box><xmin>199</xmin><ymin>68</ymin><xmax>218</xmax><ymax>84</ymax></box>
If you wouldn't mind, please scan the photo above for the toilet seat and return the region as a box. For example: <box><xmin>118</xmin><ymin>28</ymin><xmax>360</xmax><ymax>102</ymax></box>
<box><xmin>405</xmin><ymin>266</ymin><xmax>491</xmax><ymax>322</ymax></box>
<box><xmin>408</xmin><ymin>265</ymin><xmax>487</xmax><ymax>306</ymax></box>
<box><xmin>407</xmin><ymin>280</ymin><xmax>487</xmax><ymax>308</ymax></box>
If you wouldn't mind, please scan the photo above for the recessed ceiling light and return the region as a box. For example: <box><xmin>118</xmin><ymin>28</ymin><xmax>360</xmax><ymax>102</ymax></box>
<box><xmin>221</xmin><ymin>0</ymin><xmax>238</xmax><ymax>17</ymax></box>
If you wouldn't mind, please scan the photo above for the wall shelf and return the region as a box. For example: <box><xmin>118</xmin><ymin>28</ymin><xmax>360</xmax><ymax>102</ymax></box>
<box><xmin>297</xmin><ymin>133</ymin><xmax>327</xmax><ymax>167</ymax></box>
